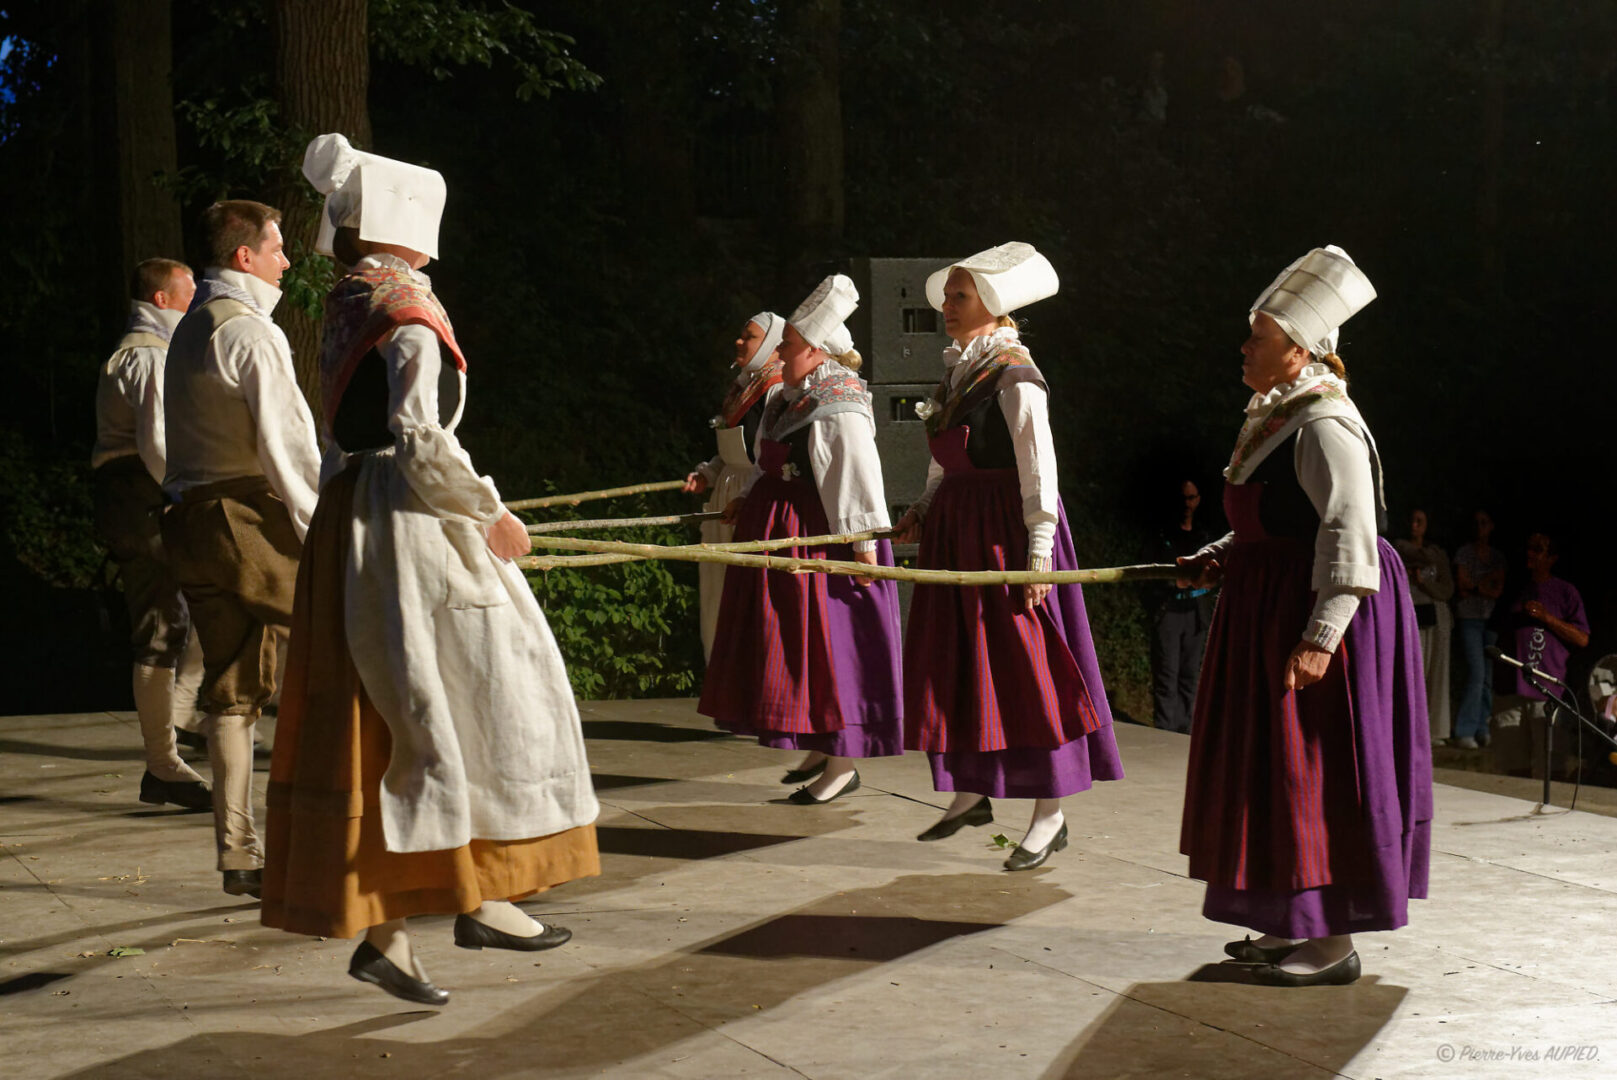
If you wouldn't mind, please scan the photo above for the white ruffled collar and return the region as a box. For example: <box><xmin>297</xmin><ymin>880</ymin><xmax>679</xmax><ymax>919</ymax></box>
<box><xmin>1242</xmin><ymin>361</ymin><xmax>1341</xmax><ymax>418</ymax></box>
<box><xmin>944</xmin><ymin>325</ymin><xmax>1020</xmax><ymax>370</ymax></box>
<box><xmin>356</xmin><ymin>252</ymin><xmax>432</xmax><ymax>289</ymax></box>
<box><xmin>783</xmin><ymin>356</ymin><xmax>850</xmax><ymax>398</ymax></box>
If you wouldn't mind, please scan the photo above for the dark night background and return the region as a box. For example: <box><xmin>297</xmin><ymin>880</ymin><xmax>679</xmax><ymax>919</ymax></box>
<box><xmin>1</xmin><ymin>2</ymin><xmax>1611</xmax><ymax>756</ymax></box>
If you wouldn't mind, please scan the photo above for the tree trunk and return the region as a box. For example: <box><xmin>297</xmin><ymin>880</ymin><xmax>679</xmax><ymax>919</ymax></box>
<box><xmin>775</xmin><ymin>0</ymin><xmax>845</xmax><ymax>273</ymax></box>
<box><xmin>271</xmin><ymin>0</ymin><xmax>371</xmax><ymax>424</ymax></box>
<box><xmin>108</xmin><ymin>0</ymin><xmax>185</xmax><ymax>288</ymax></box>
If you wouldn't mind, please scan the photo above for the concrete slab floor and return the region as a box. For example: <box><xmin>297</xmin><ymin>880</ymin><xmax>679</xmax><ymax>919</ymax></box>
<box><xmin>2</xmin><ymin>701</ymin><xmax>1614</xmax><ymax>1079</ymax></box>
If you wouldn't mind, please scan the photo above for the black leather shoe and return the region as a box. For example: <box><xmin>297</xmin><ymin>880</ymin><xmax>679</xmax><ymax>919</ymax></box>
<box><xmin>916</xmin><ymin>798</ymin><xmax>993</xmax><ymax>841</ymax></box>
<box><xmin>1224</xmin><ymin>936</ymin><xmax>1301</xmax><ymax>964</ymax></box>
<box><xmin>781</xmin><ymin>760</ymin><xmax>827</xmax><ymax>784</ymax></box>
<box><xmin>1002</xmin><ymin>821</ymin><xmax>1067</xmax><ymax>871</ymax></box>
<box><xmin>349</xmin><ymin>941</ymin><xmax>450</xmax><ymax>1005</ymax></box>
<box><xmin>453</xmin><ymin>913</ymin><xmax>573</xmax><ymax>951</ymax></box>
<box><xmin>222</xmin><ymin>869</ymin><xmax>262</xmax><ymax>898</ymax></box>
<box><xmin>1252</xmin><ymin>949</ymin><xmax>1361</xmax><ymax>987</ymax></box>
<box><xmin>139</xmin><ymin>771</ymin><xmax>212</xmax><ymax>812</ymax></box>
<box><xmin>786</xmin><ymin>770</ymin><xmax>860</xmax><ymax>805</ymax></box>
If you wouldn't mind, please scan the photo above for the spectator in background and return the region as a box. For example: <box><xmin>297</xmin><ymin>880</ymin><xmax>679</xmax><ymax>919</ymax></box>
<box><xmin>1451</xmin><ymin>509</ymin><xmax>1507</xmax><ymax>748</ymax></box>
<box><xmin>1147</xmin><ymin>479</ymin><xmax>1216</xmax><ymax>733</ymax></box>
<box><xmin>1491</xmin><ymin>532</ymin><xmax>1589</xmax><ymax>777</ymax></box>
<box><xmin>1395</xmin><ymin>509</ymin><xmax>1455</xmax><ymax>745</ymax></box>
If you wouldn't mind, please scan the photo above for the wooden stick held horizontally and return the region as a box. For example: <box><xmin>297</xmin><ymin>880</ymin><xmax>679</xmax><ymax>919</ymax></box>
<box><xmin>515</xmin><ymin>534</ymin><xmax>1180</xmax><ymax>585</ymax></box>
<box><xmin>506</xmin><ymin>479</ymin><xmax>687</xmax><ymax>511</ymax></box>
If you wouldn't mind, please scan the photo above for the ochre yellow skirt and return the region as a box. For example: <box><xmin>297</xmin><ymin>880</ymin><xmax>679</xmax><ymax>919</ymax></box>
<box><xmin>261</xmin><ymin>463</ymin><xmax>598</xmax><ymax>939</ymax></box>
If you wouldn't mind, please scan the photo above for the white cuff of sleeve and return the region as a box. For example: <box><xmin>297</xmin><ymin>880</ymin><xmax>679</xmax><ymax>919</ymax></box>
<box><xmin>852</xmin><ymin>540</ymin><xmax>877</xmax><ymax>554</ymax></box>
<box><xmin>1304</xmin><ymin>589</ymin><xmax>1363</xmax><ymax>653</ymax></box>
<box><xmin>1027</xmin><ymin>518</ymin><xmax>1056</xmax><ymax>559</ymax></box>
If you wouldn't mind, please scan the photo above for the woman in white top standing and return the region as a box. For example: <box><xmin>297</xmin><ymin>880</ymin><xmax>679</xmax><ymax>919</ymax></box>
<box><xmin>898</xmin><ymin>243</ymin><xmax>1123</xmax><ymax>871</ymax></box>
<box><xmin>699</xmin><ymin>275</ymin><xmax>904</xmax><ymax>803</ymax></box>
<box><xmin>684</xmin><ymin>314</ymin><xmax>785</xmax><ymax>662</ymax></box>
<box><xmin>262</xmin><ymin>135</ymin><xmax>600</xmax><ymax>1007</ymax></box>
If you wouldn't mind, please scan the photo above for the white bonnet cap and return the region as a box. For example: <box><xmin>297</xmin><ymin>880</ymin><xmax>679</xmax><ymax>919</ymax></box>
<box><xmin>925</xmin><ymin>242</ymin><xmax>1059</xmax><ymax>317</ymax></box>
<box><xmin>821</xmin><ymin>322</ymin><xmax>854</xmax><ymax>357</ymax></box>
<box><xmin>789</xmin><ymin>274</ymin><xmax>860</xmax><ymax>351</ymax></box>
<box><xmin>301</xmin><ymin>133</ymin><xmax>447</xmax><ymax>260</ymax></box>
<box><xmin>1249</xmin><ymin>244</ymin><xmax>1376</xmax><ymax>357</ymax></box>
<box><xmin>741</xmin><ymin>311</ymin><xmax>785</xmax><ymax>373</ymax></box>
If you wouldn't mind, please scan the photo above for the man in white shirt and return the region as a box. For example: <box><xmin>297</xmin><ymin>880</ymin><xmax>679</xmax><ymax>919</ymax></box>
<box><xmin>161</xmin><ymin>200</ymin><xmax>322</xmax><ymax>899</ymax></box>
<box><xmin>92</xmin><ymin>257</ymin><xmax>210</xmax><ymax>811</ymax></box>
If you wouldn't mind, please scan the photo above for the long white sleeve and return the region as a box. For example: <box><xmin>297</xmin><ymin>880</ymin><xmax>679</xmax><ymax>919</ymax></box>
<box><xmin>1000</xmin><ymin>381</ymin><xmax>1059</xmax><ymax>560</ymax></box>
<box><xmin>1294</xmin><ymin>418</ymin><xmax>1381</xmax><ymax>651</ymax></box>
<box><xmin>227</xmin><ymin>322</ymin><xmax>321</xmax><ymax>540</ymax></box>
<box><xmin>382</xmin><ymin>323</ymin><xmax>505</xmax><ymax>525</ymax></box>
<box><xmin>807</xmin><ymin>411</ymin><xmax>890</xmax><ymax>553</ymax></box>
<box><xmin>909</xmin><ymin>459</ymin><xmax>946</xmax><ymax>518</ymax></box>
<box><xmin>123</xmin><ymin>349</ymin><xmax>168</xmax><ymax>484</ymax></box>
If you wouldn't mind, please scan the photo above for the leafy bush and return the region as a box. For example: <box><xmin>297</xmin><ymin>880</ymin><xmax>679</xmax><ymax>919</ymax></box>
<box><xmin>523</xmin><ymin>501</ymin><xmax>701</xmax><ymax>699</ymax></box>
<box><xmin>0</xmin><ymin>429</ymin><xmax>101</xmax><ymax>590</ymax></box>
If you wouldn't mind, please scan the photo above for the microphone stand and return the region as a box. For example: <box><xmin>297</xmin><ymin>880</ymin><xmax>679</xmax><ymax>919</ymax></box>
<box><xmin>1519</xmin><ymin>668</ymin><xmax>1617</xmax><ymax>810</ymax></box>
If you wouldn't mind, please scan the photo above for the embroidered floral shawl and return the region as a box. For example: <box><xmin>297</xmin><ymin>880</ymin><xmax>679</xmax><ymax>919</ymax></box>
<box><xmin>319</xmin><ymin>261</ymin><xmax>466</xmax><ymax>431</ymax></box>
<box><xmin>919</xmin><ymin>335</ymin><xmax>1044</xmax><ymax>439</ymax></box>
<box><xmin>762</xmin><ymin>359</ymin><xmax>872</xmax><ymax>441</ymax></box>
<box><xmin>1223</xmin><ymin>364</ymin><xmax>1387</xmax><ymax>513</ymax></box>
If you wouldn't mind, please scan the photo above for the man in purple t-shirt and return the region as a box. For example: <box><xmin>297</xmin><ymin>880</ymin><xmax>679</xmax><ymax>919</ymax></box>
<box><xmin>1491</xmin><ymin>532</ymin><xmax>1591</xmax><ymax>778</ymax></box>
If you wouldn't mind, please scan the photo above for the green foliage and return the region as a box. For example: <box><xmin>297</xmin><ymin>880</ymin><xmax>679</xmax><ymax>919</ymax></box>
<box><xmin>372</xmin><ymin>0</ymin><xmax>602</xmax><ymax>100</ymax></box>
<box><xmin>523</xmin><ymin>502</ymin><xmax>701</xmax><ymax>699</ymax></box>
<box><xmin>1066</xmin><ymin>508</ymin><xmax>1154</xmax><ymax>724</ymax></box>
<box><xmin>0</xmin><ymin>430</ymin><xmax>101</xmax><ymax>591</ymax></box>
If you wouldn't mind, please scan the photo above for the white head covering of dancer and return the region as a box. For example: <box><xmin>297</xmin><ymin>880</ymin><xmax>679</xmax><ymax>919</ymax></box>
<box><xmin>925</xmin><ymin>241</ymin><xmax>1060</xmax><ymax>316</ymax></box>
<box><xmin>1249</xmin><ymin>244</ymin><xmax>1377</xmax><ymax>358</ymax></box>
<box><xmin>788</xmin><ymin>274</ymin><xmax>860</xmax><ymax>352</ymax></box>
<box><xmin>301</xmin><ymin>133</ymin><xmax>447</xmax><ymax>260</ymax></box>
<box><xmin>742</xmin><ymin>312</ymin><xmax>786</xmax><ymax>374</ymax></box>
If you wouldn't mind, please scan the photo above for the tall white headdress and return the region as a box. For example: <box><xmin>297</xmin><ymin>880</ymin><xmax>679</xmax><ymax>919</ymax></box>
<box><xmin>301</xmin><ymin>133</ymin><xmax>447</xmax><ymax>260</ymax></box>
<box><xmin>789</xmin><ymin>274</ymin><xmax>860</xmax><ymax>352</ymax></box>
<box><xmin>925</xmin><ymin>242</ymin><xmax>1059</xmax><ymax>317</ymax></box>
<box><xmin>1250</xmin><ymin>244</ymin><xmax>1376</xmax><ymax>357</ymax></box>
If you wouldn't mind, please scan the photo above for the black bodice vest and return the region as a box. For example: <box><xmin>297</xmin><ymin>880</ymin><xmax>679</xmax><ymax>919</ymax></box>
<box><xmin>330</xmin><ymin>346</ymin><xmax>463</xmax><ymax>455</ymax></box>
<box><xmin>1243</xmin><ymin>432</ymin><xmax>1320</xmax><ymax>541</ymax></box>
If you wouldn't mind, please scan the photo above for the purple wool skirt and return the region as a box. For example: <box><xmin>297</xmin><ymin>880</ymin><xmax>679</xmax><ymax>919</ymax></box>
<box><xmin>698</xmin><ymin>465</ymin><xmax>904</xmax><ymax>758</ymax></box>
<box><xmin>1183</xmin><ymin>501</ymin><xmax>1433</xmax><ymax>936</ymax></box>
<box><xmin>905</xmin><ymin>447</ymin><xmax>1123</xmax><ymax>798</ymax></box>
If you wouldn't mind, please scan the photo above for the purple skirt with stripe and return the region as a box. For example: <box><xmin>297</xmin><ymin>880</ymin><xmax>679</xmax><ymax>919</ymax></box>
<box><xmin>1183</xmin><ymin>482</ymin><xmax>1432</xmax><ymax>937</ymax></box>
<box><xmin>904</xmin><ymin>441</ymin><xmax>1123</xmax><ymax>798</ymax></box>
<box><xmin>697</xmin><ymin>461</ymin><xmax>904</xmax><ymax>758</ymax></box>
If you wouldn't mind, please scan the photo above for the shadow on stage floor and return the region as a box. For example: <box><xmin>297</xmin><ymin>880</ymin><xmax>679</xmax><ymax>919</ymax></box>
<box><xmin>61</xmin><ymin>873</ymin><xmax>1072</xmax><ymax>1078</ymax></box>
<box><xmin>1040</xmin><ymin>970</ymin><xmax>1407</xmax><ymax>1079</ymax></box>
<box><xmin>579</xmin><ymin>720</ymin><xmax>730</xmax><ymax>744</ymax></box>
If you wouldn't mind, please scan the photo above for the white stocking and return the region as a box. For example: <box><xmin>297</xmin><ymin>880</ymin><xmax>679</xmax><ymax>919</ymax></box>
<box><xmin>365</xmin><ymin>918</ymin><xmax>429</xmax><ymax>980</ymax></box>
<box><xmin>132</xmin><ymin>664</ymin><xmax>203</xmax><ymax>783</ymax></box>
<box><xmin>939</xmin><ymin>791</ymin><xmax>985</xmax><ymax>821</ymax></box>
<box><xmin>1278</xmin><ymin>934</ymin><xmax>1354</xmax><ymax>975</ymax></box>
<box><xmin>1020</xmin><ymin>798</ymin><xmax>1064</xmax><ymax>852</ymax></box>
<box><xmin>469</xmin><ymin>899</ymin><xmax>544</xmax><ymax>938</ymax></box>
<box><xmin>803</xmin><ymin>756</ymin><xmax>857</xmax><ymax>799</ymax></box>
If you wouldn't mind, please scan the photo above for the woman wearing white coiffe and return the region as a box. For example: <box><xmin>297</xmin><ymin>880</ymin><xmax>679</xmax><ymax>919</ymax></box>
<box><xmin>684</xmin><ymin>313</ymin><xmax>786</xmax><ymax>660</ymax></box>
<box><xmin>263</xmin><ymin>133</ymin><xmax>599</xmax><ymax>1008</ymax></box>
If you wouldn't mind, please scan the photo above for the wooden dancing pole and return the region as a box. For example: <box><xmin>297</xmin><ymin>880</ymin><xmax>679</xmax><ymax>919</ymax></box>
<box><xmin>506</xmin><ymin>479</ymin><xmax>687</xmax><ymax>511</ymax></box>
<box><xmin>515</xmin><ymin>534</ymin><xmax>1180</xmax><ymax>585</ymax></box>
<box><xmin>525</xmin><ymin>512</ymin><xmax>722</xmax><ymax>535</ymax></box>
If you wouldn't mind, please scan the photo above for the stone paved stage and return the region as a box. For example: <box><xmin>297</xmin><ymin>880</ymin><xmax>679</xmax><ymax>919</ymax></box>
<box><xmin>2</xmin><ymin>701</ymin><xmax>1614</xmax><ymax>1079</ymax></box>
